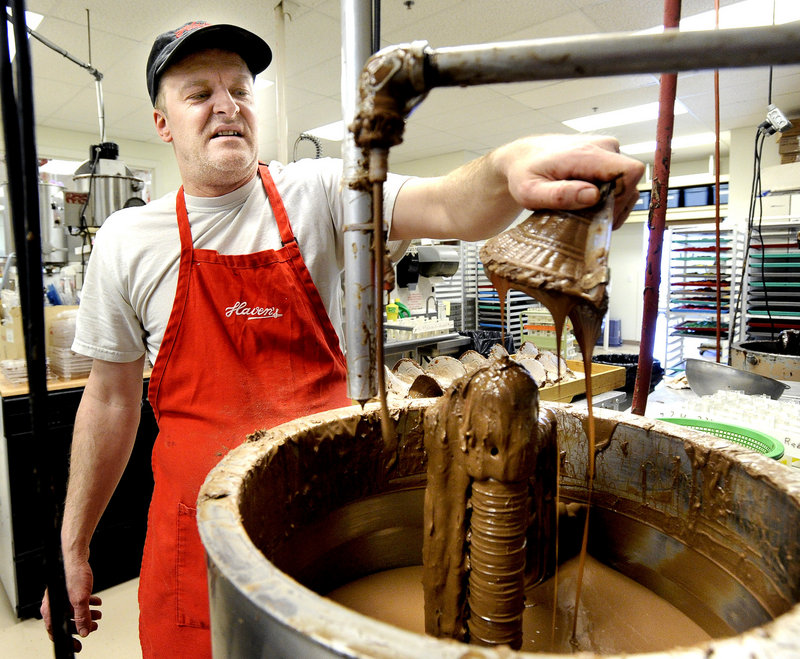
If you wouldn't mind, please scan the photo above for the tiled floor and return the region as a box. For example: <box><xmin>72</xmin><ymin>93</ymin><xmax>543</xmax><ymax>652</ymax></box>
<box><xmin>0</xmin><ymin>578</ymin><xmax>141</xmax><ymax>658</ymax></box>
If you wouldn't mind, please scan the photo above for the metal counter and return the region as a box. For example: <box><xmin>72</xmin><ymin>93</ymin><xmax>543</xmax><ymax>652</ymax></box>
<box><xmin>383</xmin><ymin>332</ymin><xmax>472</xmax><ymax>366</ymax></box>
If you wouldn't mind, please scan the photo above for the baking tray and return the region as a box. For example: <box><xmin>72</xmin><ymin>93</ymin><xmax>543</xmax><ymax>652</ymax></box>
<box><xmin>538</xmin><ymin>360</ymin><xmax>625</xmax><ymax>403</ymax></box>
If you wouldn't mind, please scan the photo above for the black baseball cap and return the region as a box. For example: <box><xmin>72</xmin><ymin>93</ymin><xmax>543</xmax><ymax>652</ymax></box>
<box><xmin>146</xmin><ymin>21</ymin><xmax>272</xmax><ymax>105</ymax></box>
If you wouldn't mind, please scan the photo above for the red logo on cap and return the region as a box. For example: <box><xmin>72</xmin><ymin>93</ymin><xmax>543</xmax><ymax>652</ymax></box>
<box><xmin>175</xmin><ymin>21</ymin><xmax>210</xmax><ymax>38</ymax></box>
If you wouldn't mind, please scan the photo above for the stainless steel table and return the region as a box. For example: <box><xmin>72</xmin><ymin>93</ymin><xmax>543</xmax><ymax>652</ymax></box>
<box><xmin>383</xmin><ymin>332</ymin><xmax>472</xmax><ymax>366</ymax></box>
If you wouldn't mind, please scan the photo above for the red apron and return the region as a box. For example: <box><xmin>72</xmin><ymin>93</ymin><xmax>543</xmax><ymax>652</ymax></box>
<box><xmin>139</xmin><ymin>164</ymin><xmax>350</xmax><ymax>657</ymax></box>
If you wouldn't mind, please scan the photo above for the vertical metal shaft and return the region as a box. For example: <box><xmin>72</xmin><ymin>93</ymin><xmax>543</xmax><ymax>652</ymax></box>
<box><xmin>2</xmin><ymin>2</ymin><xmax>73</xmax><ymax>656</ymax></box>
<box><xmin>86</xmin><ymin>10</ymin><xmax>105</xmax><ymax>143</ymax></box>
<box><xmin>94</xmin><ymin>79</ymin><xmax>105</xmax><ymax>143</ymax></box>
<box><xmin>423</xmin><ymin>357</ymin><xmax>550</xmax><ymax>647</ymax></box>
<box><xmin>274</xmin><ymin>2</ymin><xmax>289</xmax><ymax>164</ymax></box>
<box><xmin>468</xmin><ymin>479</ymin><xmax>528</xmax><ymax>649</ymax></box>
<box><xmin>341</xmin><ymin>0</ymin><xmax>375</xmax><ymax>404</ymax></box>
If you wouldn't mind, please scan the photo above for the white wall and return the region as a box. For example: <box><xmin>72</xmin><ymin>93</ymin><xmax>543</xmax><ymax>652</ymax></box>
<box><xmin>607</xmin><ymin>221</ymin><xmax>647</xmax><ymax>343</ymax></box>
<box><xmin>728</xmin><ymin>125</ymin><xmax>782</xmax><ymax>226</ymax></box>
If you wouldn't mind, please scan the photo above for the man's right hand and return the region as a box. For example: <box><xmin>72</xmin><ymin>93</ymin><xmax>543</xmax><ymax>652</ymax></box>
<box><xmin>41</xmin><ymin>557</ymin><xmax>102</xmax><ymax>652</ymax></box>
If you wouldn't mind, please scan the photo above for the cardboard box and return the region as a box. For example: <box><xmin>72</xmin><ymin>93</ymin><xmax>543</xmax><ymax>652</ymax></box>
<box><xmin>762</xmin><ymin>162</ymin><xmax>800</xmax><ymax>193</ymax></box>
<box><xmin>778</xmin><ymin>137</ymin><xmax>800</xmax><ymax>154</ymax></box>
<box><xmin>761</xmin><ymin>193</ymin><xmax>792</xmax><ymax>217</ymax></box>
<box><xmin>0</xmin><ymin>305</ymin><xmax>79</xmax><ymax>361</ymax></box>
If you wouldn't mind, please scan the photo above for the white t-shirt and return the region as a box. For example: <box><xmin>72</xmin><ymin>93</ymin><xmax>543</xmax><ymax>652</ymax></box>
<box><xmin>73</xmin><ymin>158</ymin><xmax>409</xmax><ymax>365</ymax></box>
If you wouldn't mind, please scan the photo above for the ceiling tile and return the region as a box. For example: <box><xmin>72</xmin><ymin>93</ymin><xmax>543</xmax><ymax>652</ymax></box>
<box><xmin>47</xmin><ymin>0</ymin><xmax>193</xmax><ymax>42</ymax></box>
<box><xmin>512</xmin><ymin>74</ymin><xmax>659</xmax><ymax>111</ymax></box>
<box><xmin>284</xmin><ymin>9</ymin><xmax>341</xmax><ymax>76</ymax></box>
<box><xmin>502</xmin><ymin>9</ymin><xmax>600</xmax><ymax>40</ymax></box>
<box><xmin>7</xmin><ymin>0</ymin><xmax>797</xmax><ymax>172</ymax></box>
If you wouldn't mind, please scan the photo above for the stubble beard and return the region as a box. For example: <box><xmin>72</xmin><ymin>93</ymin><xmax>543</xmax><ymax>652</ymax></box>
<box><xmin>189</xmin><ymin>139</ymin><xmax>259</xmax><ymax>192</ymax></box>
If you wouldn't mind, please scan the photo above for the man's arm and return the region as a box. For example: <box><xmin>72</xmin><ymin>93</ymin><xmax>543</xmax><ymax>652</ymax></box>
<box><xmin>41</xmin><ymin>356</ymin><xmax>145</xmax><ymax>648</ymax></box>
<box><xmin>390</xmin><ymin>134</ymin><xmax>645</xmax><ymax>242</ymax></box>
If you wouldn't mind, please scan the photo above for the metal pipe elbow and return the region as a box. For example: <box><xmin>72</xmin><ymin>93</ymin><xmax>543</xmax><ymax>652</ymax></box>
<box><xmin>349</xmin><ymin>40</ymin><xmax>431</xmax><ymax>157</ymax></box>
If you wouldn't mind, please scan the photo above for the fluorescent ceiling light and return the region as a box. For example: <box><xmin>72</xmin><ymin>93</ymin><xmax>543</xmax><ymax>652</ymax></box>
<box><xmin>639</xmin><ymin>0</ymin><xmax>800</xmax><ymax>32</ymax></box>
<box><xmin>254</xmin><ymin>75</ymin><xmax>274</xmax><ymax>91</ymax></box>
<box><xmin>6</xmin><ymin>10</ymin><xmax>44</xmax><ymax>60</ymax></box>
<box><xmin>305</xmin><ymin>120</ymin><xmax>344</xmax><ymax>142</ymax></box>
<box><xmin>621</xmin><ymin>132</ymin><xmax>720</xmax><ymax>156</ymax></box>
<box><xmin>563</xmin><ymin>101</ymin><xmax>688</xmax><ymax>132</ymax></box>
<box><xmin>679</xmin><ymin>0</ymin><xmax>800</xmax><ymax>29</ymax></box>
<box><xmin>39</xmin><ymin>159</ymin><xmax>82</xmax><ymax>176</ymax></box>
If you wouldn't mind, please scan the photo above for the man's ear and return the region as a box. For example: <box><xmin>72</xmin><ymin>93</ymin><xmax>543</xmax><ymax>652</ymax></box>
<box><xmin>154</xmin><ymin>109</ymin><xmax>172</xmax><ymax>143</ymax></box>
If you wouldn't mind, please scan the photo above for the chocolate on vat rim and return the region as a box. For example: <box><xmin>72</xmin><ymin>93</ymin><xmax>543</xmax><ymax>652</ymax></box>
<box><xmin>197</xmin><ymin>400</ymin><xmax>800</xmax><ymax>658</ymax></box>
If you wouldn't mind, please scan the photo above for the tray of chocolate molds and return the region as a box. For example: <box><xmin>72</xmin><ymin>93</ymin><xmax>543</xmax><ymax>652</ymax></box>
<box><xmin>385</xmin><ymin>343</ymin><xmax>624</xmax><ymax>403</ymax></box>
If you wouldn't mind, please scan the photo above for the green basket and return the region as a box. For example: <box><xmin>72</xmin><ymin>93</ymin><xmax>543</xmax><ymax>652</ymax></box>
<box><xmin>658</xmin><ymin>418</ymin><xmax>785</xmax><ymax>460</ymax></box>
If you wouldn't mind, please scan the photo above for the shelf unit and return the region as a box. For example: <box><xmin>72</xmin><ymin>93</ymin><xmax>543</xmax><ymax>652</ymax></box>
<box><xmin>662</xmin><ymin>226</ymin><xmax>742</xmax><ymax>375</ymax></box>
<box><xmin>520</xmin><ymin>308</ymin><xmax>578</xmax><ymax>357</ymax></box>
<box><xmin>743</xmin><ymin>221</ymin><xmax>800</xmax><ymax>340</ymax></box>
<box><xmin>476</xmin><ymin>285</ymin><xmax>538</xmax><ymax>350</ymax></box>
<box><xmin>462</xmin><ymin>239</ymin><xmax>537</xmax><ymax>350</ymax></box>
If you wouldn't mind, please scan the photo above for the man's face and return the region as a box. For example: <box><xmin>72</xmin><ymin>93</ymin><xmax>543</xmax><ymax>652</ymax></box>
<box><xmin>154</xmin><ymin>49</ymin><xmax>259</xmax><ymax>196</ymax></box>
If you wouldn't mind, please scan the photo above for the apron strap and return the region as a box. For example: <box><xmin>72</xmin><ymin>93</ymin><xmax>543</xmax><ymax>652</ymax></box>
<box><xmin>258</xmin><ymin>163</ymin><xmax>296</xmax><ymax>246</ymax></box>
<box><xmin>176</xmin><ymin>168</ymin><xmax>296</xmax><ymax>249</ymax></box>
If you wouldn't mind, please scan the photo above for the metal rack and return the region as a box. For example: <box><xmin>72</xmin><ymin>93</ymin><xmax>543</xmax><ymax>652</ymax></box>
<box><xmin>744</xmin><ymin>221</ymin><xmax>800</xmax><ymax>340</ymax></box>
<box><xmin>662</xmin><ymin>226</ymin><xmax>742</xmax><ymax>374</ymax></box>
<box><xmin>467</xmin><ymin>239</ymin><xmax>540</xmax><ymax>350</ymax></box>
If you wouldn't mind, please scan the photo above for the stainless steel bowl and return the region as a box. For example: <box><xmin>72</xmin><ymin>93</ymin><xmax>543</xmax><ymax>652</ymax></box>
<box><xmin>685</xmin><ymin>358</ymin><xmax>789</xmax><ymax>399</ymax></box>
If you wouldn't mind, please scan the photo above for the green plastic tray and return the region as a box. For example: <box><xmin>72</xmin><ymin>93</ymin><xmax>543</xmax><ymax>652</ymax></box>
<box><xmin>658</xmin><ymin>418</ymin><xmax>784</xmax><ymax>460</ymax></box>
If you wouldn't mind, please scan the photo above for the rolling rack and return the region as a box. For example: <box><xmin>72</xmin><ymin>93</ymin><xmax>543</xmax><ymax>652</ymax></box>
<box><xmin>470</xmin><ymin>239</ymin><xmax>540</xmax><ymax>350</ymax></box>
<box><xmin>663</xmin><ymin>226</ymin><xmax>743</xmax><ymax>375</ymax></box>
<box><xmin>744</xmin><ymin>221</ymin><xmax>800</xmax><ymax>340</ymax></box>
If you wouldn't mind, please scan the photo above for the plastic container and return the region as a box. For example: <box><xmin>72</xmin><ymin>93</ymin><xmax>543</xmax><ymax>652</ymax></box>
<box><xmin>711</xmin><ymin>182</ymin><xmax>729</xmax><ymax>204</ymax></box>
<box><xmin>48</xmin><ymin>311</ymin><xmax>78</xmax><ymax>348</ymax></box>
<box><xmin>633</xmin><ymin>190</ymin><xmax>651</xmax><ymax>211</ymax></box>
<box><xmin>1</xmin><ymin>359</ymin><xmax>29</xmax><ymax>384</ymax></box>
<box><xmin>683</xmin><ymin>185</ymin><xmax>711</xmax><ymax>207</ymax></box>
<box><xmin>667</xmin><ymin>189</ymin><xmax>680</xmax><ymax>208</ymax></box>
<box><xmin>49</xmin><ymin>347</ymin><xmax>92</xmax><ymax>379</ymax></box>
<box><xmin>592</xmin><ymin>353</ymin><xmax>663</xmax><ymax>394</ymax></box>
<box><xmin>595</xmin><ymin>318</ymin><xmax>622</xmax><ymax>347</ymax></box>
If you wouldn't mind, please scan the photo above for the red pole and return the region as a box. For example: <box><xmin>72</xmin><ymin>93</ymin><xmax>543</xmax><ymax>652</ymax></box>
<box><xmin>631</xmin><ymin>0</ymin><xmax>682</xmax><ymax>416</ymax></box>
<box><xmin>713</xmin><ymin>0</ymin><xmax>722</xmax><ymax>363</ymax></box>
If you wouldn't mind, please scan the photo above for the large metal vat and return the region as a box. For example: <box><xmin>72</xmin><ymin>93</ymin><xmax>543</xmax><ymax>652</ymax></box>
<box><xmin>70</xmin><ymin>142</ymin><xmax>144</xmax><ymax>228</ymax></box>
<box><xmin>198</xmin><ymin>400</ymin><xmax>800</xmax><ymax>658</ymax></box>
<box><xmin>1</xmin><ymin>182</ymin><xmax>68</xmax><ymax>263</ymax></box>
<box><xmin>731</xmin><ymin>341</ymin><xmax>800</xmax><ymax>383</ymax></box>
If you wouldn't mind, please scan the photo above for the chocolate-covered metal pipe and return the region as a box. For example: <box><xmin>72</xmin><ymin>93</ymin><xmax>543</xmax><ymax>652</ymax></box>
<box><xmin>346</xmin><ymin>21</ymin><xmax>800</xmax><ymax>404</ymax></box>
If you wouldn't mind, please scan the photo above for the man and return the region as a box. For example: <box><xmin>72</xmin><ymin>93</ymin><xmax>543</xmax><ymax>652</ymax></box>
<box><xmin>41</xmin><ymin>20</ymin><xmax>644</xmax><ymax>657</ymax></box>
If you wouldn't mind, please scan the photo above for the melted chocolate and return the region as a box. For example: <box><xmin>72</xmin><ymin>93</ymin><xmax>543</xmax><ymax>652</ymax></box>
<box><xmin>421</xmin><ymin>357</ymin><xmax>555</xmax><ymax>647</ymax></box>
<box><xmin>476</xmin><ymin>187</ymin><xmax>615</xmax><ymax>645</ymax></box>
